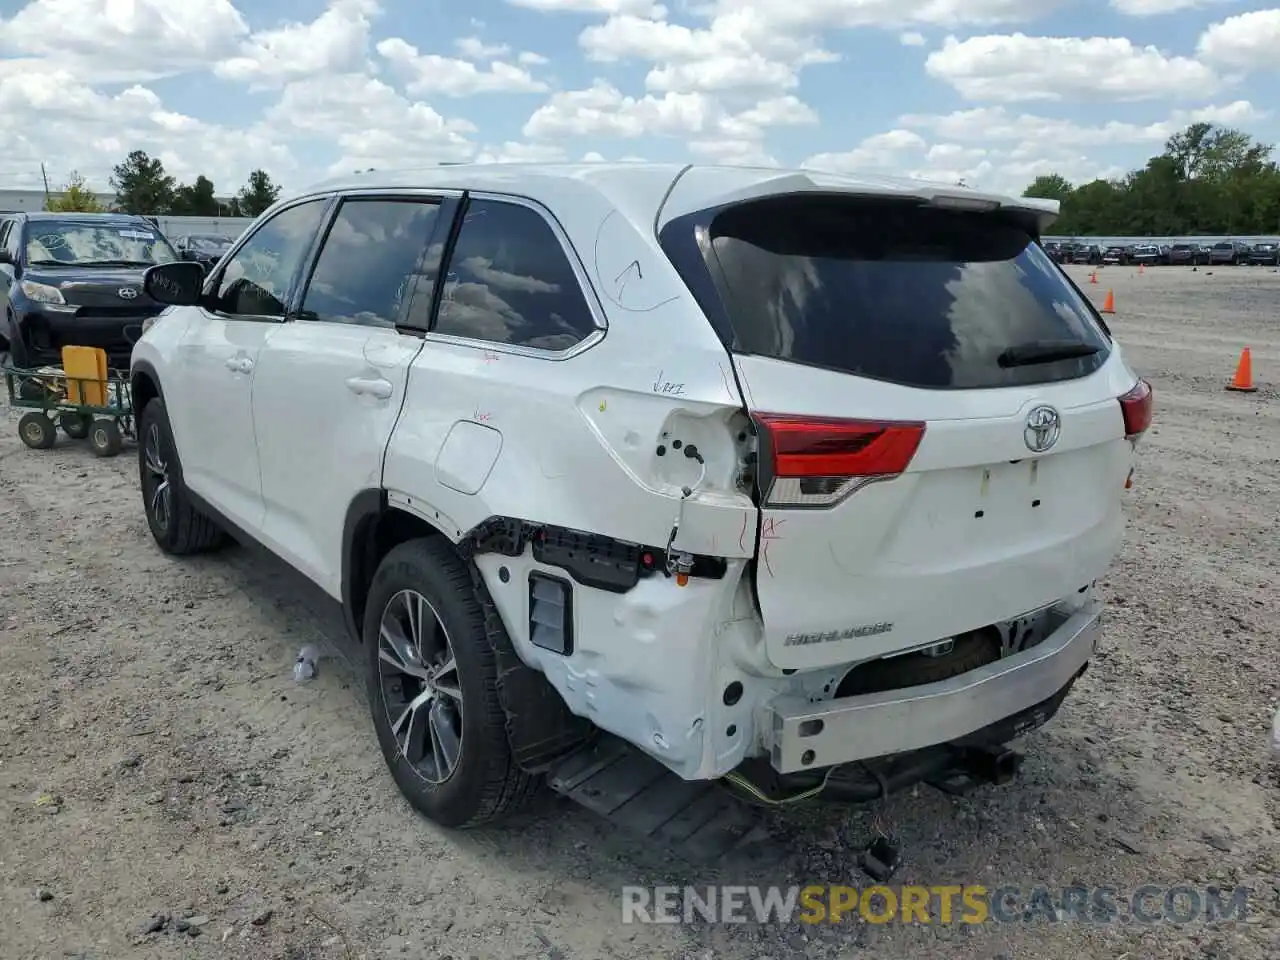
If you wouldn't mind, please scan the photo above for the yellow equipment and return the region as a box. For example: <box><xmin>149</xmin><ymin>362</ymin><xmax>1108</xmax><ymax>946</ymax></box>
<box><xmin>60</xmin><ymin>345</ymin><xmax>109</xmax><ymax>407</ymax></box>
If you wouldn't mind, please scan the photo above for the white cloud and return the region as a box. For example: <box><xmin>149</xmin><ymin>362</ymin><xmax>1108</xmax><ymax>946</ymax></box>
<box><xmin>1</xmin><ymin>0</ymin><xmax>1273</xmax><ymax>207</ymax></box>
<box><xmin>804</xmin><ymin>129</ymin><xmax>928</xmax><ymax>172</ymax></box>
<box><xmin>1112</xmin><ymin>0</ymin><xmax>1231</xmax><ymax>14</ymax></box>
<box><xmin>264</xmin><ymin>73</ymin><xmax>475</xmax><ymax>176</ymax></box>
<box><xmin>214</xmin><ymin>0</ymin><xmax>380</xmax><ymax>88</ymax></box>
<box><xmin>926</xmin><ymin>33</ymin><xmax>1221</xmax><ymax>102</ymax></box>
<box><xmin>901</xmin><ymin>100</ymin><xmax>1264</xmax><ymax>147</ymax></box>
<box><xmin>455</xmin><ymin>36</ymin><xmax>512</xmax><ymax>59</ymax></box>
<box><xmin>689</xmin><ymin>140</ymin><xmax>777</xmax><ymax>165</ymax></box>
<box><xmin>706</xmin><ymin>0</ymin><xmax>1066</xmax><ymax>30</ymax></box>
<box><xmin>806</xmin><ymin>98</ymin><xmax>1267</xmax><ymax>194</ymax></box>
<box><xmin>0</xmin><ymin>64</ymin><xmax>294</xmax><ymax>192</ymax></box>
<box><xmin>377</xmin><ymin>37</ymin><xmax>547</xmax><ymax>95</ymax></box>
<box><xmin>474</xmin><ymin>142</ymin><xmax>568</xmax><ymax>162</ymax></box>
<box><xmin>0</xmin><ymin>0</ymin><xmax>248</xmax><ymax>82</ymax></box>
<box><xmin>1197</xmin><ymin>9</ymin><xmax>1280</xmax><ymax>71</ymax></box>
<box><xmin>520</xmin><ymin>78</ymin><xmax>817</xmax><ymax>166</ymax></box>
<box><xmin>523</xmin><ymin>80</ymin><xmax>721</xmax><ymax>138</ymax></box>
<box><xmin>579</xmin><ymin>12</ymin><xmax>836</xmax><ymax>96</ymax></box>
<box><xmin>803</xmin><ymin>130</ymin><xmax>1110</xmax><ymax>194</ymax></box>
<box><xmin>506</xmin><ymin>0</ymin><xmax>668</xmax><ymax>14</ymax></box>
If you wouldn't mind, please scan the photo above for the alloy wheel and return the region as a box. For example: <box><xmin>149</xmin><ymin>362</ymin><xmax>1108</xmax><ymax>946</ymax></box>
<box><xmin>377</xmin><ymin>589</ymin><xmax>463</xmax><ymax>784</ymax></box>
<box><xmin>143</xmin><ymin>422</ymin><xmax>171</xmax><ymax>531</ymax></box>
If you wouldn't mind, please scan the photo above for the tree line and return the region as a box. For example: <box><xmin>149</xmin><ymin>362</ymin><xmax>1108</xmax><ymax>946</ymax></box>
<box><xmin>1022</xmin><ymin>123</ymin><xmax>1280</xmax><ymax>237</ymax></box>
<box><xmin>45</xmin><ymin>150</ymin><xmax>281</xmax><ymax>218</ymax></box>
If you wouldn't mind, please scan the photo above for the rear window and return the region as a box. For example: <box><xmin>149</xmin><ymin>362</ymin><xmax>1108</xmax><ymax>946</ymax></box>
<box><xmin>704</xmin><ymin>196</ymin><xmax>1111</xmax><ymax>390</ymax></box>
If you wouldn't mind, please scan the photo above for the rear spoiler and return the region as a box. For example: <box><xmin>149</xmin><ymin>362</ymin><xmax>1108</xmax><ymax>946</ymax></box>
<box><xmin>658</xmin><ymin>168</ymin><xmax>1063</xmax><ymax>236</ymax></box>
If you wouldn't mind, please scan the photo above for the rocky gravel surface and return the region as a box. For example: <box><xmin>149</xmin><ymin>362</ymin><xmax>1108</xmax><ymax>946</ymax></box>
<box><xmin>1</xmin><ymin>262</ymin><xmax>1277</xmax><ymax>958</ymax></box>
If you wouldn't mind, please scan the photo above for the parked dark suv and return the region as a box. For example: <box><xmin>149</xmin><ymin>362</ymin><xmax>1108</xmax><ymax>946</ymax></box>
<box><xmin>1065</xmin><ymin>241</ymin><xmax>1104</xmax><ymax>264</ymax></box>
<box><xmin>0</xmin><ymin>212</ymin><xmax>178</xmax><ymax>369</ymax></box>
<box><xmin>1168</xmin><ymin>243</ymin><xmax>1209</xmax><ymax>266</ymax></box>
<box><xmin>1247</xmin><ymin>241</ymin><xmax>1279</xmax><ymax>266</ymax></box>
<box><xmin>1101</xmin><ymin>244</ymin><xmax>1130</xmax><ymax>265</ymax></box>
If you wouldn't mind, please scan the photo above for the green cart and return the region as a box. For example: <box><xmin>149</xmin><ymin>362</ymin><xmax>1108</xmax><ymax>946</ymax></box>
<box><xmin>3</xmin><ymin>362</ymin><xmax>134</xmax><ymax>457</ymax></box>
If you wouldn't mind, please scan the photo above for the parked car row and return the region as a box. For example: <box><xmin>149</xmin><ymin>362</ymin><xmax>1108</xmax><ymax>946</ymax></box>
<box><xmin>1044</xmin><ymin>238</ymin><xmax>1280</xmax><ymax>266</ymax></box>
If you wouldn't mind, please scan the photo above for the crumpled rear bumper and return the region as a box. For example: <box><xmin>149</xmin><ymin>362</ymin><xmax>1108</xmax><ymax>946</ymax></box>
<box><xmin>764</xmin><ymin>603</ymin><xmax>1102</xmax><ymax>774</ymax></box>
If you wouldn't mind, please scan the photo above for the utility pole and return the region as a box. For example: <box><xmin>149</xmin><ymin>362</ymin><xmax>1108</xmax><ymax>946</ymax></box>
<box><xmin>40</xmin><ymin>162</ymin><xmax>51</xmax><ymax>203</ymax></box>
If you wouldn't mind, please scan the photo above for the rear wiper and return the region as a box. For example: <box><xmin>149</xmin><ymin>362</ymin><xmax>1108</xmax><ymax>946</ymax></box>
<box><xmin>79</xmin><ymin>259</ymin><xmax>155</xmax><ymax>267</ymax></box>
<box><xmin>998</xmin><ymin>340</ymin><xmax>1100</xmax><ymax>368</ymax></box>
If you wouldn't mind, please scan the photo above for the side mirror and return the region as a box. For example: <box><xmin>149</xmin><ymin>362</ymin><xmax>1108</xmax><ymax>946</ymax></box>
<box><xmin>0</xmin><ymin>250</ymin><xmax>12</xmax><ymax>266</ymax></box>
<box><xmin>144</xmin><ymin>261</ymin><xmax>206</xmax><ymax>306</ymax></box>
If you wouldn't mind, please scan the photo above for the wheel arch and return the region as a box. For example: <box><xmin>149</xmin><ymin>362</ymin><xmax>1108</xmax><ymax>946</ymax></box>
<box><xmin>341</xmin><ymin>489</ymin><xmax>597</xmax><ymax>771</ymax></box>
<box><xmin>341</xmin><ymin>490</ymin><xmax>452</xmax><ymax>646</ymax></box>
<box><xmin>130</xmin><ymin>361</ymin><xmax>163</xmax><ymax>418</ymax></box>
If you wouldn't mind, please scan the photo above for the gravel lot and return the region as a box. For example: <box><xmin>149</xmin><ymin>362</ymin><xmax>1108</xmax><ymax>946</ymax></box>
<box><xmin>2</xmin><ymin>262</ymin><xmax>1277</xmax><ymax>959</ymax></box>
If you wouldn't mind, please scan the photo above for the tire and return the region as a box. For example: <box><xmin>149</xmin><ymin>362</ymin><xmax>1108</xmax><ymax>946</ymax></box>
<box><xmin>18</xmin><ymin>412</ymin><xmax>56</xmax><ymax>450</ymax></box>
<box><xmin>88</xmin><ymin>418</ymin><xmax>122</xmax><ymax>456</ymax></box>
<box><xmin>6</xmin><ymin>330</ymin><xmax>32</xmax><ymax>370</ymax></box>
<box><xmin>363</xmin><ymin>538</ymin><xmax>538</xmax><ymax>828</ymax></box>
<box><xmin>59</xmin><ymin>413</ymin><xmax>91</xmax><ymax>439</ymax></box>
<box><xmin>137</xmin><ymin>398</ymin><xmax>224</xmax><ymax>555</ymax></box>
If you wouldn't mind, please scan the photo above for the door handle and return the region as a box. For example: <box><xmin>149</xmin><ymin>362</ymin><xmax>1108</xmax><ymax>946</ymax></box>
<box><xmin>225</xmin><ymin>357</ymin><xmax>252</xmax><ymax>374</ymax></box>
<box><xmin>345</xmin><ymin>376</ymin><xmax>393</xmax><ymax>400</ymax></box>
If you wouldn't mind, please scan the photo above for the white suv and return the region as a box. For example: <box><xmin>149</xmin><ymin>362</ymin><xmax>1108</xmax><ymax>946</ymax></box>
<box><xmin>130</xmin><ymin>163</ymin><xmax>1152</xmax><ymax>833</ymax></box>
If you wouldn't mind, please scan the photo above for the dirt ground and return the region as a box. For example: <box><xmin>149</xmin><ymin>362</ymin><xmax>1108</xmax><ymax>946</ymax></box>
<box><xmin>1</xmin><ymin>262</ymin><xmax>1277</xmax><ymax>959</ymax></box>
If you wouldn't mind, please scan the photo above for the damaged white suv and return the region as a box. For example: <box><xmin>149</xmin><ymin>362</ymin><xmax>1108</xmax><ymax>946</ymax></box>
<box><xmin>130</xmin><ymin>163</ymin><xmax>1152</xmax><ymax>841</ymax></box>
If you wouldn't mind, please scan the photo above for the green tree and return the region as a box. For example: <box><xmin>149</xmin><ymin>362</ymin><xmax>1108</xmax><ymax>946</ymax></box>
<box><xmin>44</xmin><ymin>171</ymin><xmax>106</xmax><ymax>212</ymax></box>
<box><xmin>110</xmin><ymin>150</ymin><xmax>176</xmax><ymax>215</ymax></box>
<box><xmin>171</xmin><ymin>175</ymin><xmax>220</xmax><ymax>216</ymax></box>
<box><xmin>1022</xmin><ymin>173</ymin><xmax>1074</xmax><ymax>204</ymax></box>
<box><xmin>1026</xmin><ymin>123</ymin><xmax>1280</xmax><ymax>236</ymax></box>
<box><xmin>236</xmin><ymin>169</ymin><xmax>281</xmax><ymax>217</ymax></box>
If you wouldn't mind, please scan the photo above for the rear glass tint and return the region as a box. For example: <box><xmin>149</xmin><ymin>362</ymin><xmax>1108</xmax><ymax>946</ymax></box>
<box><xmin>705</xmin><ymin>196</ymin><xmax>1111</xmax><ymax>390</ymax></box>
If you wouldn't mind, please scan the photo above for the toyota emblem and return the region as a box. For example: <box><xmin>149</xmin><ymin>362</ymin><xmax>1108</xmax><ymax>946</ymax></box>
<box><xmin>1023</xmin><ymin>405</ymin><xmax>1061</xmax><ymax>453</ymax></box>
<box><xmin>118</xmin><ymin>287</ymin><xmax>138</xmax><ymax>300</ymax></box>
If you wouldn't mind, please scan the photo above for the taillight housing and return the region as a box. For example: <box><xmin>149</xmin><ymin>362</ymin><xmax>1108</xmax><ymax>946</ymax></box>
<box><xmin>752</xmin><ymin>413</ymin><xmax>925</xmax><ymax>508</ymax></box>
<box><xmin>1118</xmin><ymin>378</ymin><xmax>1153</xmax><ymax>438</ymax></box>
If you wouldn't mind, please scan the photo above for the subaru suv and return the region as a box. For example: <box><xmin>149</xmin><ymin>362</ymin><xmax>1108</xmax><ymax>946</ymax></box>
<box><xmin>128</xmin><ymin>164</ymin><xmax>1151</xmax><ymax>832</ymax></box>
<box><xmin>0</xmin><ymin>212</ymin><xmax>179</xmax><ymax>369</ymax></box>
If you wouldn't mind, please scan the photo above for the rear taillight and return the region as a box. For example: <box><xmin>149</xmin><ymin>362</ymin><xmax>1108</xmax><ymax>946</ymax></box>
<box><xmin>753</xmin><ymin>413</ymin><xmax>925</xmax><ymax>508</ymax></box>
<box><xmin>1118</xmin><ymin>379</ymin><xmax>1153</xmax><ymax>438</ymax></box>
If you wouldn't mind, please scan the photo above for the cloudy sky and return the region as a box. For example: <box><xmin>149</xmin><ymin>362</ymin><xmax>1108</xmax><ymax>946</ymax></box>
<box><xmin>0</xmin><ymin>0</ymin><xmax>1277</xmax><ymax>198</ymax></box>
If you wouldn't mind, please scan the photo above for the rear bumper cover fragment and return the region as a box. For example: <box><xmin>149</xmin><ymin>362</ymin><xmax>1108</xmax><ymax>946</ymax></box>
<box><xmin>765</xmin><ymin>603</ymin><xmax>1101</xmax><ymax>774</ymax></box>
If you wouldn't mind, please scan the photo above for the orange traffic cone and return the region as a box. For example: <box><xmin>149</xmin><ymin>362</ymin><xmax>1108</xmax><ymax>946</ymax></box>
<box><xmin>1090</xmin><ymin>270</ymin><xmax>1098</xmax><ymax>284</ymax></box>
<box><xmin>1100</xmin><ymin>289</ymin><xmax>1115</xmax><ymax>314</ymax></box>
<box><xmin>1138</xmin><ymin>263</ymin><xmax>1145</xmax><ymax>275</ymax></box>
<box><xmin>1225</xmin><ymin>347</ymin><xmax>1257</xmax><ymax>393</ymax></box>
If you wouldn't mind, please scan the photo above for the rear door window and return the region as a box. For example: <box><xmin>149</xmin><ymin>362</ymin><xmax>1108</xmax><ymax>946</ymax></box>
<box><xmin>433</xmin><ymin>198</ymin><xmax>600</xmax><ymax>352</ymax></box>
<box><xmin>705</xmin><ymin>196</ymin><xmax>1112</xmax><ymax>390</ymax></box>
